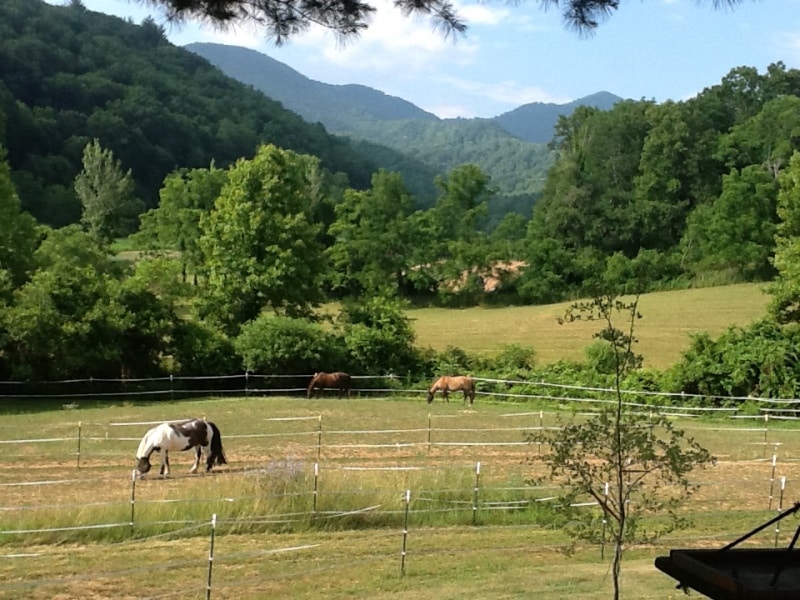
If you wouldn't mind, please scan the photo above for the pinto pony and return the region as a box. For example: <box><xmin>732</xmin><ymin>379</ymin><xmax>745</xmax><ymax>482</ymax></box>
<box><xmin>307</xmin><ymin>371</ymin><xmax>352</xmax><ymax>398</ymax></box>
<box><xmin>135</xmin><ymin>418</ymin><xmax>227</xmax><ymax>477</ymax></box>
<box><xmin>426</xmin><ymin>375</ymin><xmax>476</xmax><ymax>406</ymax></box>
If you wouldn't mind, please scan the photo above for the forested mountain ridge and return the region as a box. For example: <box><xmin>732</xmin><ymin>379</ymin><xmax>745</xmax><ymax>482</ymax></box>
<box><xmin>0</xmin><ymin>0</ymin><xmax>379</xmax><ymax>227</ymax></box>
<box><xmin>493</xmin><ymin>91</ymin><xmax>621</xmax><ymax>143</ymax></box>
<box><xmin>185</xmin><ymin>42</ymin><xmax>620</xmax><ymax>212</ymax></box>
<box><xmin>185</xmin><ymin>42</ymin><xmax>621</xmax><ymax>143</ymax></box>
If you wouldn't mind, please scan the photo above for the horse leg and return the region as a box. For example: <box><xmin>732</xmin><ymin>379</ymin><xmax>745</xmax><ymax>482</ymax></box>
<box><xmin>161</xmin><ymin>451</ymin><xmax>170</xmax><ymax>477</ymax></box>
<box><xmin>190</xmin><ymin>445</ymin><xmax>201</xmax><ymax>474</ymax></box>
<box><xmin>443</xmin><ymin>389</ymin><xmax>449</xmax><ymax>403</ymax></box>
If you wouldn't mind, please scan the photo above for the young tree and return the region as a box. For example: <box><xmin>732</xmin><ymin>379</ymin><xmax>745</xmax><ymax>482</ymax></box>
<box><xmin>74</xmin><ymin>139</ymin><xmax>144</xmax><ymax>244</ymax></box>
<box><xmin>529</xmin><ymin>294</ymin><xmax>713</xmax><ymax>600</ymax></box>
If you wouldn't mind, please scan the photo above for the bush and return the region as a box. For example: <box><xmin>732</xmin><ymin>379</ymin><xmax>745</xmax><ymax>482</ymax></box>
<box><xmin>171</xmin><ymin>319</ymin><xmax>239</xmax><ymax>376</ymax></box>
<box><xmin>235</xmin><ymin>314</ymin><xmax>344</xmax><ymax>375</ymax></box>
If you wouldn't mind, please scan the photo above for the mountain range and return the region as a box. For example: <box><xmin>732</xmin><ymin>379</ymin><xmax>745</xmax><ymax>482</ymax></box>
<box><xmin>185</xmin><ymin>42</ymin><xmax>622</xmax><ymax>212</ymax></box>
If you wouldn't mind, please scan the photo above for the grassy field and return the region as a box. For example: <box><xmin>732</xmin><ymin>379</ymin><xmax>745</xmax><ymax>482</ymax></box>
<box><xmin>407</xmin><ymin>283</ymin><xmax>771</xmax><ymax>369</ymax></box>
<box><xmin>1</xmin><ymin>394</ymin><xmax>798</xmax><ymax>599</ymax></box>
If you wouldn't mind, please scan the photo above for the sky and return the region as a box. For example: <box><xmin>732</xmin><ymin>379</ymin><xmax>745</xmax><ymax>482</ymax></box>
<box><xmin>57</xmin><ymin>0</ymin><xmax>800</xmax><ymax>119</ymax></box>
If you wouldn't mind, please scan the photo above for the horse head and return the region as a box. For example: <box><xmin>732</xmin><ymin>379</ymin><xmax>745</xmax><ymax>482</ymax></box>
<box><xmin>136</xmin><ymin>456</ymin><xmax>152</xmax><ymax>476</ymax></box>
<box><xmin>426</xmin><ymin>390</ymin><xmax>435</xmax><ymax>404</ymax></box>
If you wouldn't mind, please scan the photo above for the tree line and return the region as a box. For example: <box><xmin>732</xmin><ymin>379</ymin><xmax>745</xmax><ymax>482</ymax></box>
<box><xmin>2</xmin><ymin>3</ymin><xmax>800</xmax><ymax>400</ymax></box>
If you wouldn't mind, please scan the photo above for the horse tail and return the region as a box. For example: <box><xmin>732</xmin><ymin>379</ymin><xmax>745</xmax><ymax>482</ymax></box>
<box><xmin>307</xmin><ymin>373</ymin><xmax>320</xmax><ymax>398</ymax></box>
<box><xmin>208</xmin><ymin>421</ymin><xmax>227</xmax><ymax>466</ymax></box>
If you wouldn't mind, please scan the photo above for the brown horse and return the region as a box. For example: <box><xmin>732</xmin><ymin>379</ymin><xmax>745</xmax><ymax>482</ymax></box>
<box><xmin>307</xmin><ymin>371</ymin><xmax>352</xmax><ymax>398</ymax></box>
<box><xmin>426</xmin><ymin>375</ymin><xmax>476</xmax><ymax>406</ymax></box>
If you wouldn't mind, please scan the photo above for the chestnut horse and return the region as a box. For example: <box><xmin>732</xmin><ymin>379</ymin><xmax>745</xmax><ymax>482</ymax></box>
<box><xmin>135</xmin><ymin>418</ymin><xmax>227</xmax><ymax>477</ymax></box>
<box><xmin>426</xmin><ymin>375</ymin><xmax>476</xmax><ymax>406</ymax></box>
<box><xmin>307</xmin><ymin>371</ymin><xmax>352</xmax><ymax>398</ymax></box>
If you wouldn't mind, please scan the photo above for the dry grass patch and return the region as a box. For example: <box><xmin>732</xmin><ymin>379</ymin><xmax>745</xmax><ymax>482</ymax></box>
<box><xmin>409</xmin><ymin>283</ymin><xmax>769</xmax><ymax>368</ymax></box>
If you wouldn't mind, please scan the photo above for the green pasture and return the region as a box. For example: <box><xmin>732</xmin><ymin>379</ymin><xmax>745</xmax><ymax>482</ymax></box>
<box><xmin>407</xmin><ymin>283</ymin><xmax>770</xmax><ymax>369</ymax></box>
<box><xmin>2</xmin><ymin>394</ymin><xmax>799</xmax><ymax>598</ymax></box>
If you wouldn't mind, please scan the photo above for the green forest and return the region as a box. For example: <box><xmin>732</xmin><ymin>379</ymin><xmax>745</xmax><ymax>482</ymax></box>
<box><xmin>3</xmin><ymin>0</ymin><xmax>800</xmax><ymax>404</ymax></box>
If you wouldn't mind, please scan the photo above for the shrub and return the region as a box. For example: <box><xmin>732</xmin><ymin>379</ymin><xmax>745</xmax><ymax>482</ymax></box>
<box><xmin>235</xmin><ymin>314</ymin><xmax>344</xmax><ymax>375</ymax></box>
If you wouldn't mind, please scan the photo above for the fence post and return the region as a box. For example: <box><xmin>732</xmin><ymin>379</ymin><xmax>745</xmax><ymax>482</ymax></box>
<box><xmin>538</xmin><ymin>411</ymin><xmax>543</xmax><ymax>455</ymax></box>
<box><xmin>169</xmin><ymin>374</ymin><xmax>174</xmax><ymax>402</ymax></box>
<box><xmin>317</xmin><ymin>415</ymin><xmax>322</xmax><ymax>462</ymax></box>
<box><xmin>775</xmin><ymin>476</ymin><xmax>786</xmax><ymax>548</ymax></box>
<box><xmin>130</xmin><ymin>469</ymin><xmax>137</xmax><ymax>529</ymax></box>
<box><xmin>427</xmin><ymin>413</ymin><xmax>432</xmax><ymax>454</ymax></box>
<box><xmin>472</xmin><ymin>462</ymin><xmax>481</xmax><ymax>525</ymax></box>
<box><xmin>206</xmin><ymin>513</ymin><xmax>217</xmax><ymax>600</ymax></box>
<box><xmin>245</xmin><ymin>371</ymin><xmax>249</xmax><ymax>397</ymax></box>
<box><xmin>769</xmin><ymin>452</ymin><xmax>778</xmax><ymax>510</ymax></box>
<box><xmin>763</xmin><ymin>414</ymin><xmax>769</xmax><ymax>458</ymax></box>
<box><xmin>312</xmin><ymin>462</ymin><xmax>319</xmax><ymax>517</ymax></box>
<box><xmin>400</xmin><ymin>489</ymin><xmax>411</xmax><ymax>577</ymax></box>
<box><xmin>76</xmin><ymin>421</ymin><xmax>82</xmax><ymax>468</ymax></box>
<box><xmin>600</xmin><ymin>481</ymin><xmax>609</xmax><ymax>559</ymax></box>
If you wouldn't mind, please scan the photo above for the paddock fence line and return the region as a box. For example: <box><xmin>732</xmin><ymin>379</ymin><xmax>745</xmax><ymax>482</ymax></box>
<box><xmin>3</xmin><ymin>406</ymin><xmax>799</xmax><ymax>471</ymax></box>
<box><xmin>2</xmin><ymin>373</ymin><xmax>800</xmax><ymax>418</ymax></box>
<box><xmin>4</xmin><ymin>400</ymin><xmax>800</xmax><ymax>597</ymax></box>
<box><xmin>0</xmin><ymin>411</ymin><xmax>800</xmax><ymax>535</ymax></box>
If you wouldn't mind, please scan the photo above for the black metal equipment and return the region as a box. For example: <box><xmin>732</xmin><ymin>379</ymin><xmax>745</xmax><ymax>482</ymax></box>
<box><xmin>655</xmin><ymin>503</ymin><xmax>800</xmax><ymax>599</ymax></box>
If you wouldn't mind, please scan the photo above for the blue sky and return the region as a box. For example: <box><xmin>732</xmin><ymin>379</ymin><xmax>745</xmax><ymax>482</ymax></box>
<box><xmin>62</xmin><ymin>0</ymin><xmax>800</xmax><ymax>118</ymax></box>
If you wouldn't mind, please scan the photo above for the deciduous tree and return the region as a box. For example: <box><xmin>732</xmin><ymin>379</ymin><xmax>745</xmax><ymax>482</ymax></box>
<box><xmin>74</xmin><ymin>139</ymin><xmax>143</xmax><ymax>244</ymax></box>
<box><xmin>326</xmin><ymin>170</ymin><xmax>415</xmax><ymax>296</ymax></box>
<box><xmin>198</xmin><ymin>144</ymin><xmax>326</xmax><ymax>329</ymax></box>
<box><xmin>769</xmin><ymin>152</ymin><xmax>800</xmax><ymax>323</ymax></box>
<box><xmin>529</xmin><ymin>295</ymin><xmax>713</xmax><ymax>600</ymax></box>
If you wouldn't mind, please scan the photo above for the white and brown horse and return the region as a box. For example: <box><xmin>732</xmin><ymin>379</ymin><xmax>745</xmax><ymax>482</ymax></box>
<box><xmin>135</xmin><ymin>418</ymin><xmax>227</xmax><ymax>477</ymax></box>
<box><xmin>426</xmin><ymin>375</ymin><xmax>476</xmax><ymax>406</ymax></box>
<box><xmin>307</xmin><ymin>371</ymin><xmax>352</xmax><ymax>398</ymax></box>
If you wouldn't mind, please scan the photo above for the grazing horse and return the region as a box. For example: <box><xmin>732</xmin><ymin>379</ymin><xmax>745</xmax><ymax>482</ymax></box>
<box><xmin>307</xmin><ymin>371</ymin><xmax>352</xmax><ymax>398</ymax></box>
<box><xmin>135</xmin><ymin>418</ymin><xmax>227</xmax><ymax>477</ymax></box>
<box><xmin>426</xmin><ymin>375</ymin><xmax>476</xmax><ymax>406</ymax></box>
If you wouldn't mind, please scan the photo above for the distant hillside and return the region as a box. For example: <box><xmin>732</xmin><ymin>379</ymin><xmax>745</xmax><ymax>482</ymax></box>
<box><xmin>187</xmin><ymin>42</ymin><xmax>616</xmax><ymax>211</ymax></box>
<box><xmin>492</xmin><ymin>91</ymin><xmax>623</xmax><ymax>143</ymax></box>
<box><xmin>0</xmin><ymin>1</ymin><xmax>378</xmax><ymax>227</ymax></box>
<box><xmin>183</xmin><ymin>43</ymin><xmax>439</xmax><ymax>130</ymax></box>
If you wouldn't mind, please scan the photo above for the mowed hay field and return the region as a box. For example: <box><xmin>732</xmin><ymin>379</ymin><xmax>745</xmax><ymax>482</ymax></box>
<box><xmin>2</xmin><ymin>393</ymin><xmax>800</xmax><ymax>600</ymax></box>
<box><xmin>408</xmin><ymin>283</ymin><xmax>771</xmax><ymax>369</ymax></box>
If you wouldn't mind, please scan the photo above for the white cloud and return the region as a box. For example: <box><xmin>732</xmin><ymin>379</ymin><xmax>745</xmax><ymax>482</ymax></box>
<box><xmin>442</xmin><ymin>75</ymin><xmax>572</xmax><ymax>108</ymax></box>
<box><xmin>265</xmin><ymin>0</ymin><xmax>481</xmax><ymax>82</ymax></box>
<box><xmin>457</xmin><ymin>3</ymin><xmax>511</xmax><ymax>26</ymax></box>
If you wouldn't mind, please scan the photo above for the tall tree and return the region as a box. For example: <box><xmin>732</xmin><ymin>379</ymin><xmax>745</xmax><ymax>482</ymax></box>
<box><xmin>74</xmin><ymin>139</ymin><xmax>143</xmax><ymax>244</ymax></box>
<box><xmin>326</xmin><ymin>170</ymin><xmax>416</xmax><ymax>297</ymax></box>
<box><xmin>198</xmin><ymin>144</ymin><xmax>325</xmax><ymax>329</ymax></box>
<box><xmin>137</xmin><ymin>164</ymin><xmax>228</xmax><ymax>283</ymax></box>
<box><xmin>0</xmin><ymin>146</ymin><xmax>39</xmax><ymax>292</ymax></box>
<box><xmin>769</xmin><ymin>152</ymin><xmax>800</xmax><ymax>323</ymax></box>
<box><xmin>681</xmin><ymin>165</ymin><xmax>778</xmax><ymax>281</ymax></box>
